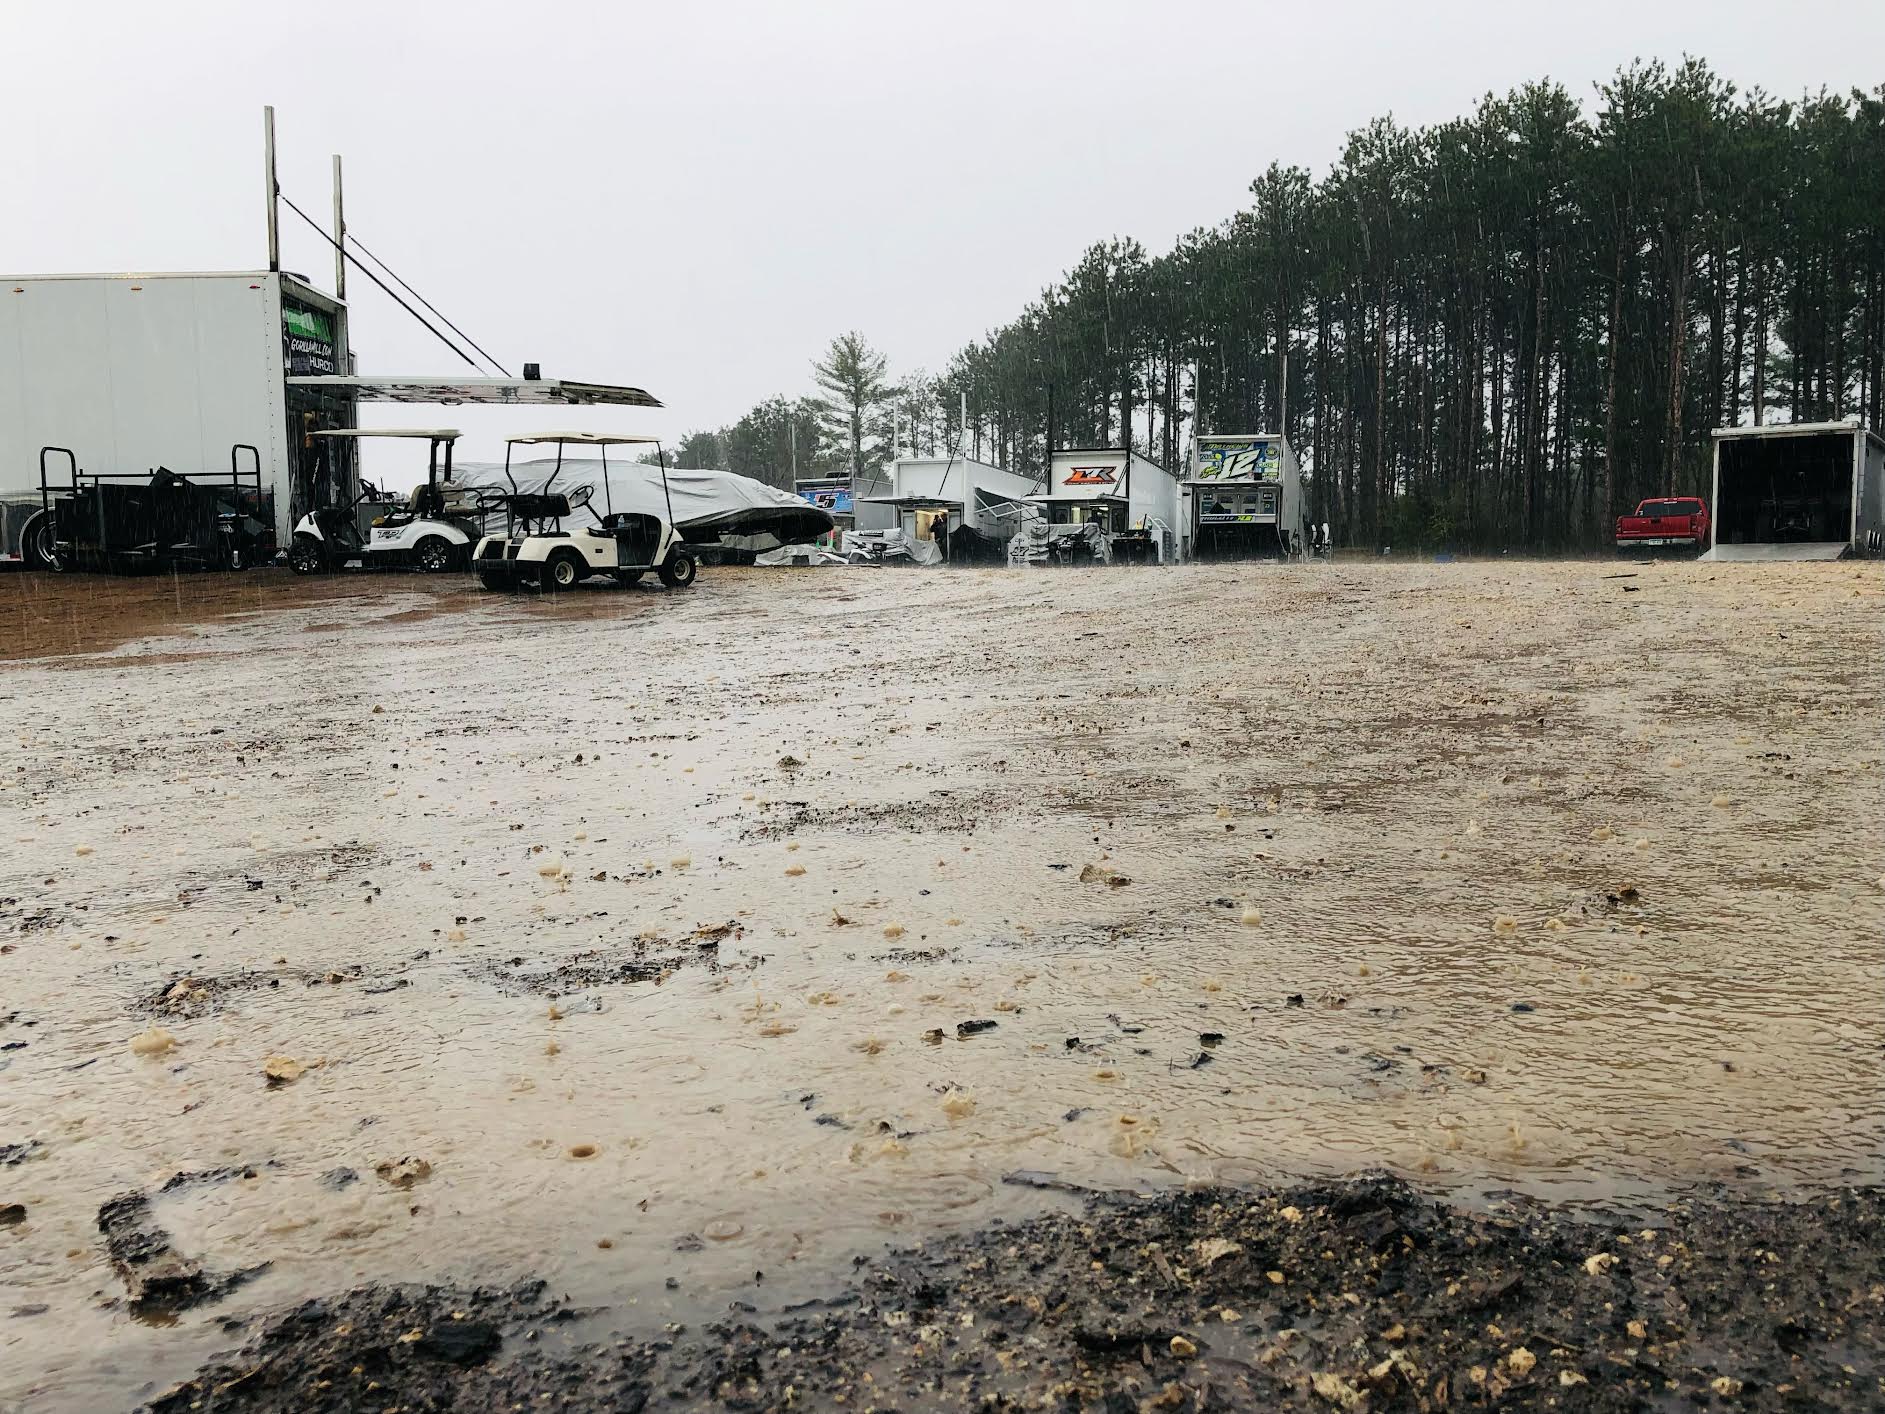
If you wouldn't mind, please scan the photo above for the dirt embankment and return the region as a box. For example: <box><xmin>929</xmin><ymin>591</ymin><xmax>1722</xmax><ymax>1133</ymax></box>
<box><xmin>147</xmin><ymin>1175</ymin><xmax>1882</xmax><ymax>1413</ymax></box>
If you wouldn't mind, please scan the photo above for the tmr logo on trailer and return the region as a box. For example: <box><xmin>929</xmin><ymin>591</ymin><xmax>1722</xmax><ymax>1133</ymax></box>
<box><xmin>1197</xmin><ymin>443</ymin><xmax>1279</xmax><ymax>481</ymax></box>
<box><xmin>1064</xmin><ymin>464</ymin><xmax>1119</xmax><ymax>486</ymax></box>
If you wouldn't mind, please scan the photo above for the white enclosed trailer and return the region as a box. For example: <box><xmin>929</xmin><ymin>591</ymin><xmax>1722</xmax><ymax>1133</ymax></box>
<box><xmin>1018</xmin><ymin>448</ymin><xmax>1180</xmax><ymax>565</ymax></box>
<box><xmin>1705</xmin><ymin>420</ymin><xmax>1884</xmax><ymax>560</ymax></box>
<box><xmin>0</xmin><ymin>271</ymin><xmax>356</xmax><ymax>562</ymax></box>
<box><xmin>1181</xmin><ymin>433</ymin><xmax>1305</xmax><ymax>559</ymax></box>
<box><xmin>860</xmin><ymin>455</ymin><xmax>1038</xmax><ymax>562</ymax></box>
<box><xmin>0</xmin><ymin>272</ymin><xmax>662</xmax><ymax>566</ymax></box>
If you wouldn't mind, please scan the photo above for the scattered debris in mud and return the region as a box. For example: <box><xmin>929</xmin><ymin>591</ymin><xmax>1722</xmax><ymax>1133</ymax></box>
<box><xmin>135</xmin><ymin>964</ymin><xmax>390</xmax><ymax>1018</ymax></box>
<box><xmin>742</xmin><ymin>794</ymin><xmax>991</xmax><ymax>840</ymax></box>
<box><xmin>147</xmin><ymin>1174</ymin><xmax>1883</xmax><ymax>1412</ymax></box>
<box><xmin>99</xmin><ymin>1169</ymin><xmax>272</xmax><ymax>1317</ymax></box>
<box><xmin>477</xmin><ymin>924</ymin><xmax>747</xmax><ymax>994</ymax></box>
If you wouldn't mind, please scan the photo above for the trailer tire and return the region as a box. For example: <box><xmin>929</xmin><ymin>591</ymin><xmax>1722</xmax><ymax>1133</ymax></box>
<box><xmin>416</xmin><ymin>536</ymin><xmax>457</xmax><ymax>574</ymax></box>
<box><xmin>541</xmin><ymin>550</ymin><xmax>584</xmax><ymax>592</ymax></box>
<box><xmin>19</xmin><ymin>511</ymin><xmax>62</xmax><ymax>572</ymax></box>
<box><xmin>658</xmin><ymin>550</ymin><xmax>697</xmax><ymax>589</ymax></box>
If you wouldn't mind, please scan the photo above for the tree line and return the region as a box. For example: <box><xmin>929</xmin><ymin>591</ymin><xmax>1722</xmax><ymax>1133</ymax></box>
<box><xmin>672</xmin><ymin>61</ymin><xmax>1885</xmax><ymax>550</ymax></box>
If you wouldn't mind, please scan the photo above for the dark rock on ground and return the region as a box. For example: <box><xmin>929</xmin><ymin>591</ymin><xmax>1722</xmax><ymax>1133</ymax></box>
<box><xmin>98</xmin><ymin>1183</ymin><xmax>268</xmax><ymax>1317</ymax></box>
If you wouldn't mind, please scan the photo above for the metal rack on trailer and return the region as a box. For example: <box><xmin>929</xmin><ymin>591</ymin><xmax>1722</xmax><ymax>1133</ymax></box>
<box><xmin>36</xmin><ymin>444</ymin><xmax>273</xmax><ymax>574</ymax></box>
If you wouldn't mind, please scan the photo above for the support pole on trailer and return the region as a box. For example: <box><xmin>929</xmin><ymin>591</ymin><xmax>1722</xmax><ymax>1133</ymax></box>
<box><xmin>331</xmin><ymin>154</ymin><xmax>347</xmax><ymax>301</ymax></box>
<box><xmin>263</xmin><ymin>106</ymin><xmax>280</xmax><ymax>273</ymax></box>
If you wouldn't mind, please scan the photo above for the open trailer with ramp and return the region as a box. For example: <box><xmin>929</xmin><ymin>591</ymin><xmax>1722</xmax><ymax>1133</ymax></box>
<box><xmin>1705</xmin><ymin>420</ymin><xmax>1883</xmax><ymax>561</ymax></box>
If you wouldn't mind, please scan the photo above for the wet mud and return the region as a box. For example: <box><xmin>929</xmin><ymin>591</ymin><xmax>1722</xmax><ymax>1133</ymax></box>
<box><xmin>2</xmin><ymin>559</ymin><xmax>1882</xmax><ymax>1410</ymax></box>
<box><xmin>146</xmin><ymin>1175</ymin><xmax>1884</xmax><ymax>1412</ymax></box>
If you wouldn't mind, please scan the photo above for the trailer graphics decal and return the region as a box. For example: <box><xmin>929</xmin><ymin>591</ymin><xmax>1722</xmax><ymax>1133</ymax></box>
<box><xmin>1195</xmin><ymin>441</ymin><xmax>1281</xmax><ymax>482</ymax></box>
<box><xmin>282</xmin><ymin>302</ymin><xmax>338</xmax><ymax>376</ymax></box>
<box><xmin>1063</xmin><ymin>465</ymin><xmax>1119</xmax><ymax>486</ymax></box>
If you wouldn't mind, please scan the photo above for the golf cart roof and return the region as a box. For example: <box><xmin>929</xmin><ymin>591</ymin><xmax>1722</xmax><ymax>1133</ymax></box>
<box><xmin>309</xmin><ymin>428</ymin><xmax>461</xmax><ymax>440</ymax></box>
<box><xmin>506</xmin><ymin>433</ymin><xmax>663</xmax><ymax>447</ymax></box>
<box><xmin>286</xmin><ymin>376</ymin><xmax>661</xmax><ymax>408</ymax></box>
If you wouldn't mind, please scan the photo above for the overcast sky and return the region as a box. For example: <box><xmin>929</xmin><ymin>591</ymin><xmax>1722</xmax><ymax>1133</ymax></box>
<box><xmin>6</xmin><ymin>0</ymin><xmax>1882</xmax><ymax>479</ymax></box>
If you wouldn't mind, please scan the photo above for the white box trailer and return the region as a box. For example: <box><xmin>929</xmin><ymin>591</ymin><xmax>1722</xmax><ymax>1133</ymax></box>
<box><xmin>1705</xmin><ymin>420</ymin><xmax>1885</xmax><ymax>560</ymax></box>
<box><xmin>1023</xmin><ymin>448</ymin><xmax>1181</xmax><ymax>564</ymax></box>
<box><xmin>861</xmin><ymin>455</ymin><xmax>1039</xmax><ymax>563</ymax></box>
<box><xmin>1181</xmin><ymin>433</ymin><xmax>1305</xmax><ymax>559</ymax></box>
<box><xmin>0</xmin><ymin>272</ymin><xmax>664</xmax><ymax>567</ymax></box>
<box><xmin>0</xmin><ymin>271</ymin><xmax>357</xmax><ymax>561</ymax></box>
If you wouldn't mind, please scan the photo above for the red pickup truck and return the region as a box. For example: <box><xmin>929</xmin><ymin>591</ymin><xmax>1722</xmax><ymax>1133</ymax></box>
<box><xmin>1615</xmin><ymin>497</ymin><xmax>1710</xmax><ymax>554</ymax></box>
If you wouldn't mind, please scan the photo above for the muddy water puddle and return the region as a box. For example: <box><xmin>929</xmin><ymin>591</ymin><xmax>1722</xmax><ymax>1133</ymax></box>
<box><xmin>2</xmin><ymin>560</ymin><xmax>1882</xmax><ymax>1408</ymax></box>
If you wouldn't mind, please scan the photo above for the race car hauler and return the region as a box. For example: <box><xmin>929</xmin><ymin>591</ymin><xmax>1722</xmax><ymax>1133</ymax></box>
<box><xmin>1021</xmin><ymin>447</ymin><xmax>1181</xmax><ymax>565</ymax></box>
<box><xmin>1181</xmin><ymin>433</ymin><xmax>1306</xmax><ymax>559</ymax></box>
<box><xmin>0</xmin><ymin>271</ymin><xmax>357</xmax><ymax>566</ymax></box>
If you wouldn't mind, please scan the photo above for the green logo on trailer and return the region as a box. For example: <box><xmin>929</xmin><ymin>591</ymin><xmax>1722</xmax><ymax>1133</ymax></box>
<box><xmin>282</xmin><ymin>306</ymin><xmax>333</xmax><ymax>342</ymax></box>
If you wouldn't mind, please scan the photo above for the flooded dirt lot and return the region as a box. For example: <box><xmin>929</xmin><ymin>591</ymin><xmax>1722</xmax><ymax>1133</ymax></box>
<box><xmin>1</xmin><ymin>559</ymin><xmax>1881</xmax><ymax>1410</ymax></box>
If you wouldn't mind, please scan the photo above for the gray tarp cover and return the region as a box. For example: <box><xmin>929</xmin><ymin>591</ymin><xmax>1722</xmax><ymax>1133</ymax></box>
<box><xmin>450</xmin><ymin>459</ymin><xmax>831</xmax><ymax>549</ymax></box>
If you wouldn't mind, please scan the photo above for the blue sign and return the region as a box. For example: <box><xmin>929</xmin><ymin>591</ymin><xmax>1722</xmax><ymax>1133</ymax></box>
<box><xmin>801</xmin><ymin>487</ymin><xmax>853</xmax><ymax>514</ymax></box>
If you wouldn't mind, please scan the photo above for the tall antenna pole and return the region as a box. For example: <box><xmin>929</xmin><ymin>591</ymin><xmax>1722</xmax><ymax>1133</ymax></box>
<box><xmin>263</xmin><ymin>106</ymin><xmax>280</xmax><ymax>273</ymax></box>
<box><xmin>330</xmin><ymin>154</ymin><xmax>346</xmax><ymax>300</ymax></box>
<box><xmin>1279</xmin><ymin>333</ymin><xmax>1289</xmax><ymax>434</ymax></box>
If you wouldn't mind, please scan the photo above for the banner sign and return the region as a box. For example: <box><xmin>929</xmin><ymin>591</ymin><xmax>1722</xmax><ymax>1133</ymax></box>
<box><xmin>1051</xmin><ymin>453</ymin><xmax>1127</xmax><ymax>499</ymax></box>
<box><xmin>1194</xmin><ymin>438</ymin><xmax>1282</xmax><ymax>483</ymax></box>
<box><xmin>282</xmin><ymin>301</ymin><xmax>338</xmax><ymax>376</ymax></box>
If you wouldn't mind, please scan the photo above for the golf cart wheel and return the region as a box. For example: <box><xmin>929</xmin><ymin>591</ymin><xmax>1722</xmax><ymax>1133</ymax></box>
<box><xmin>415</xmin><ymin>535</ymin><xmax>457</xmax><ymax>574</ymax></box>
<box><xmin>19</xmin><ymin>510</ymin><xmax>62</xmax><ymax>572</ymax></box>
<box><xmin>477</xmin><ymin>570</ymin><xmax>512</xmax><ymax>593</ymax></box>
<box><xmin>540</xmin><ymin>550</ymin><xmax>583</xmax><ymax>592</ymax></box>
<box><xmin>288</xmin><ymin>536</ymin><xmax>325</xmax><ymax>575</ymax></box>
<box><xmin>658</xmin><ymin>550</ymin><xmax>697</xmax><ymax>589</ymax></box>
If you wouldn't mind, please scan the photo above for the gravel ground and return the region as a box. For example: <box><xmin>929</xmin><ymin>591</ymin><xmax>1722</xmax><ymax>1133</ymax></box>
<box><xmin>146</xmin><ymin>1174</ymin><xmax>1884</xmax><ymax>1412</ymax></box>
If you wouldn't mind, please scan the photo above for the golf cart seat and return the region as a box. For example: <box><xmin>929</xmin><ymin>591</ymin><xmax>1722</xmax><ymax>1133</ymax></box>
<box><xmin>506</xmin><ymin>492</ymin><xmax>571</xmax><ymax>522</ymax></box>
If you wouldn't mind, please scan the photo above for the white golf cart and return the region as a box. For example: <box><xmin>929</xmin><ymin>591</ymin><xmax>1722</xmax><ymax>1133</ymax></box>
<box><xmin>472</xmin><ymin>433</ymin><xmax>698</xmax><ymax>592</ymax></box>
<box><xmin>290</xmin><ymin>429</ymin><xmax>483</xmax><ymax>574</ymax></box>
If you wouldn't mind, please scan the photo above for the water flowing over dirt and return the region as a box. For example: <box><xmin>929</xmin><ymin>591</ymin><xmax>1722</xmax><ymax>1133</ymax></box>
<box><xmin>1</xmin><ymin>559</ymin><xmax>1880</xmax><ymax>1410</ymax></box>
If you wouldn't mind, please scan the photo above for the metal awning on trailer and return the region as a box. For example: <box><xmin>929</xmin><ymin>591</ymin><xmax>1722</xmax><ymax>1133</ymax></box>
<box><xmin>859</xmin><ymin>494</ymin><xmax>963</xmax><ymax>509</ymax></box>
<box><xmin>286</xmin><ymin>376</ymin><xmax>661</xmax><ymax>408</ymax></box>
<box><xmin>309</xmin><ymin>428</ymin><xmax>461</xmax><ymax>439</ymax></box>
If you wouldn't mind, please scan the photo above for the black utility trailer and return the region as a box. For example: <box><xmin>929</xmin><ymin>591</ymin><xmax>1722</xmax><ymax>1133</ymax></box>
<box><xmin>38</xmin><ymin>445</ymin><xmax>275</xmax><ymax>574</ymax></box>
